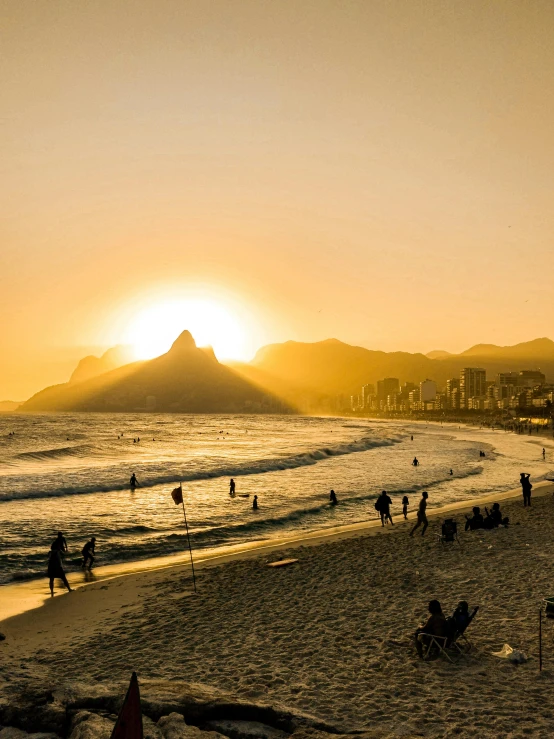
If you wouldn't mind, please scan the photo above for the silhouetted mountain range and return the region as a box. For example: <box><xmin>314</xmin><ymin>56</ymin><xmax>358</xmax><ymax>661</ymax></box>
<box><xmin>18</xmin><ymin>334</ymin><xmax>554</xmax><ymax>414</ymax></box>
<box><xmin>21</xmin><ymin>331</ymin><xmax>288</xmax><ymax>413</ymax></box>
<box><xmin>69</xmin><ymin>345</ymin><xmax>135</xmax><ymax>385</ymax></box>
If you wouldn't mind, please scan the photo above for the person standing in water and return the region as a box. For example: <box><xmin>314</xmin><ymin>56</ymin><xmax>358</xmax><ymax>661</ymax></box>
<box><xmin>412</xmin><ymin>457</ymin><xmax>419</xmax><ymax>467</ymax></box>
<box><xmin>252</xmin><ymin>495</ymin><xmax>258</xmax><ymax>510</ymax></box>
<box><xmin>410</xmin><ymin>492</ymin><xmax>429</xmax><ymax>537</ymax></box>
<box><xmin>520</xmin><ymin>472</ymin><xmax>532</xmax><ymax>506</ymax></box>
<box><xmin>543</xmin><ymin>447</ymin><xmax>546</xmax><ymax>460</ymax></box>
<box><xmin>329</xmin><ymin>490</ymin><xmax>338</xmax><ymax>505</ymax></box>
<box><xmin>130</xmin><ymin>473</ymin><xmax>139</xmax><ymax>488</ymax></box>
<box><xmin>81</xmin><ymin>537</ymin><xmax>96</xmax><ymax>569</ymax></box>
<box><xmin>229</xmin><ymin>478</ymin><xmax>236</xmax><ymax>496</ymax></box>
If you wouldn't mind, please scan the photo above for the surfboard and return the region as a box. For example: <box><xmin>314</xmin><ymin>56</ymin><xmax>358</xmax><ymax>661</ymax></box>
<box><xmin>267</xmin><ymin>558</ymin><xmax>299</xmax><ymax>568</ymax></box>
<box><xmin>238</xmin><ymin>494</ymin><xmax>250</xmax><ymax>497</ymax></box>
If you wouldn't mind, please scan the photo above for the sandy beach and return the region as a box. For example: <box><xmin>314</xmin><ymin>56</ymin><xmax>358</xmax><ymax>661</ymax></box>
<box><xmin>2</xmin><ymin>481</ymin><xmax>554</xmax><ymax>738</ymax></box>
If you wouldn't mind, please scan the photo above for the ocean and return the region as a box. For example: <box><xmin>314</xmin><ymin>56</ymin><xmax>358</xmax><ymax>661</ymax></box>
<box><xmin>0</xmin><ymin>413</ymin><xmax>552</xmax><ymax>585</ymax></box>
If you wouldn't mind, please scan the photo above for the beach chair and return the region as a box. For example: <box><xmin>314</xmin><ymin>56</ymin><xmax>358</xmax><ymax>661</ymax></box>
<box><xmin>418</xmin><ymin>606</ymin><xmax>479</xmax><ymax>663</ymax></box>
<box><xmin>436</xmin><ymin>518</ymin><xmax>460</xmax><ymax>546</ymax></box>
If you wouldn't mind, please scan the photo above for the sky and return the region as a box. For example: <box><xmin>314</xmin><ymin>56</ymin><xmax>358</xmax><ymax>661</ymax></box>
<box><xmin>1</xmin><ymin>0</ymin><xmax>554</xmax><ymax>399</ymax></box>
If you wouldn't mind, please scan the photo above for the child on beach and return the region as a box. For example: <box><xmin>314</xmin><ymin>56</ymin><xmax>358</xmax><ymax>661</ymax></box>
<box><xmin>402</xmin><ymin>495</ymin><xmax>409</xmax><ymax>519</ymax></box>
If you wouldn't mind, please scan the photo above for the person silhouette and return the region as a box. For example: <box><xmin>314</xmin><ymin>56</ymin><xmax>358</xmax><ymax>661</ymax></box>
<box><xmin>81</xmin><ymin>537</ymin><xmax>96</xmax><ymax>569</ymax></box>
<box><xmin>48</xmin><ymin>532</ymin><xmax>71</xmax><ymax>595</ymax></box>
<box><xmin>130</xmin><ymin>473</ymin><xmax>139</xmax><ymax>488</ymax></box>
<box><xmin>229</xmin><ymin>478</ymin><xmax>236</xmax><ymax>496</ymax></box>
<box><xmin>376</xmin><ymin>490</ymin><xmax>393</xmax><ymax>526</ymax></box>
<box><xmin>329</xmin><ymin>490</ymin><xmax>338</xmax><ymax>505</ymax></box>
<box><xmin>412</xmin><ymin>457</ymin><xmax>419</xmax><ymax>467</ymax></box>
<box><xmin>252</xmin><ymin>495</ymin><xmax>258</xmax><ymax>511</ymax></box>
<box><xmin>410</xmin><ymin>492</ymin><xmax>429</xmax><ymax>537</ymax></box>
<box><xmin>520</xmin><ymin>472</ymin><xmax>532</xmax><ymax>506</ymax></box>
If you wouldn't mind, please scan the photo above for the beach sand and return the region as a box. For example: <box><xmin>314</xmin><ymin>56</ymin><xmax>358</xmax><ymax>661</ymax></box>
<box><xmin>2</xmin><ymin>482</ymin><xmax>554</xmax><ymax>738</ymax></box>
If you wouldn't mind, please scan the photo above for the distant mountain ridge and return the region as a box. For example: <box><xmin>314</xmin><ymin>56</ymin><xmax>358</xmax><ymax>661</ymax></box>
<box><xmin>19</xmin><ymin>334</ymin><xmax>554</xmax><ymax>414</ymax></box>
<box><xmin>69</xmin><ymin>345</ymin><xmax>135</xmax><ymax>384</ymax></box>
<box><xmin>21</xmin><ymin>331</ymin><xmax>289</xmax><ymax>413</ymax></box>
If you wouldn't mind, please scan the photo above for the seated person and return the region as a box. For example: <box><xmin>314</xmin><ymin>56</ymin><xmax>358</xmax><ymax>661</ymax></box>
<box><xmin>465</xmin><ymin>506</ymin><xmax>484</xmax><ymax>531</ymax></box>
<box><xmin>451</xmin><ymin>600</ymin><xmax>470</xmax><ymax>632</ymax></box>
<box><xmin>415</xmin><ymin>599</ymin><xmax>447</xmax><ymax>657</ymax></box>
<box><xmin>485</xmin><ymin>502</ymin><xmax>505</xmax><ymax>527</ymax></box>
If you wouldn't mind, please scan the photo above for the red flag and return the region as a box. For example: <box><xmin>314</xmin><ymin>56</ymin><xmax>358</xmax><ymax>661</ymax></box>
<box><xmin>171</xmin><ymin>485</ymin><xmax>183</xmax><ymax>505</ymax></box>
<box><xmin>110</xmin><ymin>672</ymin><xmax>143</xmax><ymax>739</ymax></box>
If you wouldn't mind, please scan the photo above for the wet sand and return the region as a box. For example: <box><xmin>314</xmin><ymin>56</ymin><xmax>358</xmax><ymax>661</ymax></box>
<box><xmin>2</xmin><ymin>482</ymin><xmax>554</xmax><ymax>737</ymax></box>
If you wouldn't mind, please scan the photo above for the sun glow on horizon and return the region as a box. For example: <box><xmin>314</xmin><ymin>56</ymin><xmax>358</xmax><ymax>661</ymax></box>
<box><xmin>125</xmin><ymin>298</ymin><xmax>250</xmax><ymax>362</ymax></box>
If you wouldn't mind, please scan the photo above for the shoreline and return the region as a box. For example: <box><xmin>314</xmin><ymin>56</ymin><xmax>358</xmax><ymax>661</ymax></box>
<box><xmin>2</xmin><ymin>478</ymin><xmax>553</xmax><ymax>625</ymax></box>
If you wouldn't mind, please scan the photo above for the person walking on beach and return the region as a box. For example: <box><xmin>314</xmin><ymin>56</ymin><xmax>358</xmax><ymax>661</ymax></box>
<box><xmin>229</xmin><ymin>478</ymin><xmax>236</xmax><ymax>496</ymax></box>
<box><xmin>412</xmin><ymin>457</ymin><xmax>419</xmax><ymax>467</ymax></box>
<box><xmin>48</xmin><ymin>531</ymin><xmax>71</xmax><ymax>595</ymax></box>
<box><xmin>81</xmin><ymin>537</ymin><xmax>96</xmax><ymax>569</ymax></box>
<box><xmin>252</xmin><ymin>495</ymin><xmax>258</xmax><ymax>511</ymax></box>
<box><xmin>410</xmin><ymin>492</ymin><xmax>429</xmax><ymax>537</ymax></box>
<box><xmin>402</xmin><ymin>495</ymin><xmax>409</xmax><ymax>519</ymax></box>
<box><xmin>520</xmin><ymin>472</ymin><xmax>532</xmax><ymax>506</ymax></box>
<box><xmin>130</xmin><ymin>473</ymin><xmax>139</xmax><ymax>488</ymax></box>
<box><xmin>329</xmin><ymin>489</ymin><xmax>338</xmax><ymax>505</ymax></box>
<box><xmin>376</xmin><ymin>490</ymin><xmax>393</xmax><ymax>526</ymax></box>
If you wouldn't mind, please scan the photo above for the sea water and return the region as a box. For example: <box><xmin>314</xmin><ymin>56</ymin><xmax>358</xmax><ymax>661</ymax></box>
<box><xmin>0</xmin><ymin>413</ymin><xmax>552</xmax><ymax>584</ymax></box>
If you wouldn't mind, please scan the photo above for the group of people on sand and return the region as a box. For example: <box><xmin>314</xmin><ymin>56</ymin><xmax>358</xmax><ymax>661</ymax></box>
<box><xmin>47</xmin><ymin>532</ymin><xmax>96</xmax><ymax>595</ymax></box>
<box><xmin>464</xmin><ymin>503</ymin><xmax>509</xmax><ymax>531</ymax></box>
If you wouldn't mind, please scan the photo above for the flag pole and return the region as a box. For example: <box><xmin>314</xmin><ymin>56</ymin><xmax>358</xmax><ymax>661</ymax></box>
<box><xmin>180</xmin><ymin>484</ymin><xmax>197</xmax><ymax>593</ymax></box>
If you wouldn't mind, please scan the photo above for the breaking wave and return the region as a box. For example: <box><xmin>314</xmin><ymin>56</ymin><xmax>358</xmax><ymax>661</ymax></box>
<box><xmin>0</xmin><ymin>434</ymin><xmax>402</xmax><ymax>503</ymax></box>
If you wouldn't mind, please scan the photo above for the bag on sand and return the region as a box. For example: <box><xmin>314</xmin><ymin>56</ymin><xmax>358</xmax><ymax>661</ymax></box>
<box><xmin>492</xmin><ymin>644</ymin><xmax>527</xmax><ymax>664</ymax></box>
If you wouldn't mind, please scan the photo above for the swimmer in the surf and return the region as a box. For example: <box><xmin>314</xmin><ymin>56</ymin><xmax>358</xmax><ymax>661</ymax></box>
<box><xmin>329</xmin><ymin>490</ymin><xmax>338</xmax><ymax>505</ymax></box>
<box><xmin>130</xmin><ymin>473</ymin><xmax>139</xmax><ymax>488</ymax></box>
<box><xmin>253</xmin><ymin>495</ymin><xmax>258</xmax><ymax>510</ymax></box>
<box><xmin>229</xmin><ymin>478</ymin><xmax>236</xmax><ymax>496</ymax></box>
<box><xmin>412</xmin><ymin>457</ymin><xmax>419</xmax><ymax>467</ymax></box>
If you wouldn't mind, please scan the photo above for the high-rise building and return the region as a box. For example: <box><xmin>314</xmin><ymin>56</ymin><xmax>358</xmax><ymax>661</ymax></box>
<box><xmin>446</xmin><ymin>378</ymin><xmax>460</xmax><ymax>409</ymax></box>
<box><xmin>420</xmin><ymin>379</ymin><xmax>437</xmax><ymax>402</ymax></box>
<box><xmin>361</xmin><ymin>383</ymin><xmax>375</xmax><ymax>408</ymax></box>
<box><xmin>518</xmin><ymin>370</ymin><xmax>546</xmax><ymax>388</ymax></box>
<box><xmin>460</xmin><ymin>368</ymin><xmax>486</xmax><ymax>409</ymax></box>
<box><xmin>377</xmin><ymin>378</ymin><xmax>400</xmax><ymax>406</ymax></box>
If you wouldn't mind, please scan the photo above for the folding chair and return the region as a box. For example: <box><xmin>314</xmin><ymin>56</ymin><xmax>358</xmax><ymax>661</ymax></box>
<box><xmin>436</xmin><ymin>518</ymin><xmax>460</xmax><ymax>546</ymax></box>
<box><xmin>418</xmin><ymin>606</ymin><xmax>479</xmax><ymax>663</ymax></box>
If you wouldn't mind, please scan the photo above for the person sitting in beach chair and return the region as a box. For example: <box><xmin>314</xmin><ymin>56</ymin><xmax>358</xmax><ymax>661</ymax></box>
<box><xmin>414</xmin><ymin>600</ymin><xmax>447</xmax><ymax>658</ymax></box>
<box><xmin>436</xmin><ymin>518</ymin><xmax>460</xmax><ymax>545</ymax></box>
<box><xmin>464</xmin><ymin>506</ymin><xmax>484</xmax><ymax>531</ymax></box>
<box><xmin>417</xmin><ymin>601</ymin><xmax>479</xmax><ymax>662</ymax></box>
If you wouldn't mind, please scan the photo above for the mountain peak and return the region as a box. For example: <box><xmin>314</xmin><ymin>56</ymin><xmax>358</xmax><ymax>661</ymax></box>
<box><xmin>169</xmin><ymin>330</ymin><xmax>197</xmax><ymax>353</ymax></box>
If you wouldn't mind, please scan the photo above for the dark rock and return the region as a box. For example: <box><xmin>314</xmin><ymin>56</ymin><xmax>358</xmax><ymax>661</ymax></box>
<box><xmin>203</xmin><ymin>719</ymin><xmax>289</xmax><ymax>739</ymax></box>
<box><xmin>68</xmin><ymin>712</ymin><xmax>114</xmax><ymax>739</ymax></box>
<box><xmin>0</xmin><ymin>729</ymin><xmax>58</xmax><ymax>739</ymax></box>
<box><xmin>157</xmin><ymin>713</ymin><xmax>226</xmax><ymax>739</ymax></box>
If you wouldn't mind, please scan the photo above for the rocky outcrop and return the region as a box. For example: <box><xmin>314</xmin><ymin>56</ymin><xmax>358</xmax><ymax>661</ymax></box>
<box><xmin>0</xmin><ymin>679</ymin><xmax>340</xmax><ymax>739</ymax></box>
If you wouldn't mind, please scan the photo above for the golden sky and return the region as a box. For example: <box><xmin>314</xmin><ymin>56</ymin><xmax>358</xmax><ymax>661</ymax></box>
<box><xmin>1</xmin><ymin>1</ymin><xmax>554</xmax><ymax>399</ymax></box>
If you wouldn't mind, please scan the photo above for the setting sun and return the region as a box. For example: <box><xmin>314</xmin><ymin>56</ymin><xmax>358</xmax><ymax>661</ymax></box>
<box><xmin>125</xmin><ymin>298</ymin><xmax>248</xmax><ymax>361</ymax></box>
